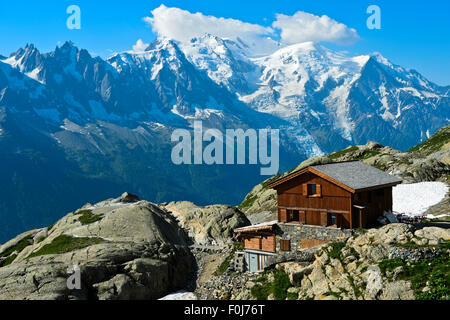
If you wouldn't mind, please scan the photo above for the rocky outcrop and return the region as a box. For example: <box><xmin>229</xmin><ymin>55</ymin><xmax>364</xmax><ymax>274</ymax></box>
<box><xmin>164</xmin><ymin>201</ymin><xmax>250</xmax><ymax>245</ymax></box>
<box><xmin>196</xmin><ymin>223</ymin><xmax>449</xmax><ymax>300</ymax></box>
<box><xmin>280</xmin><ymin>224</ymin><xmax>449</xmax><ymax>300</ymax></box>
<box><xmin>0</xmin><ymin>193</ymin><xmax>193</xmax><ymax>300</ymax></box>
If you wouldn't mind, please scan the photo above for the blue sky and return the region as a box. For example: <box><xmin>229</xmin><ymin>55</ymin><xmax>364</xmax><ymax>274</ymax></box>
<box><xmin>0</xmin><ymin>0</ymin><xmax>449</xmax><ymax>85</ymax></box>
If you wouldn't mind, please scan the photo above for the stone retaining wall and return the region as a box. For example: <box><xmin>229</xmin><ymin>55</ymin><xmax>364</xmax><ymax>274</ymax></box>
<box><xmin>275</xmin><ymin>223</ymin><xmax>353</xmax><ymax>252</ymax></box>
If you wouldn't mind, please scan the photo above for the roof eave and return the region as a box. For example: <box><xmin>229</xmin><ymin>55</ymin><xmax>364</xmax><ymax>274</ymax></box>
<box><xmin>266</xmin><ymin>167</ymin><xmax>310</xmax><ymax>189</ymax></box>
<box><xmin>354</xmin><ymin>180</ymin><xmax>403</xmax><ymax>193</ymax></box>
<box><xmin>267</xmin><ymin>165</ymin><xmax>403</xmax><ymax>194</ymax></box>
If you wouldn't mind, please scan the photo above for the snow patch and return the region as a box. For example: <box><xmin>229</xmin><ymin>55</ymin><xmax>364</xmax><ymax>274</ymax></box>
<box><xmin>393</xmin><ymin>182</ymin><xmax>448</xmax><ymax>216</ymax></box>
<box><xmin>158</xmin><ymin>290</ymin><xmax>197</xmax><ymax>300</ymax></box>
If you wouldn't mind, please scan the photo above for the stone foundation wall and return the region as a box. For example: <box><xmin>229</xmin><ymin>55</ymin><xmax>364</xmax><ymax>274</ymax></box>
<box><xmin>275</xmin><ymin>223</ymin><xmax>353</xmax><ymax>252</ymax></box>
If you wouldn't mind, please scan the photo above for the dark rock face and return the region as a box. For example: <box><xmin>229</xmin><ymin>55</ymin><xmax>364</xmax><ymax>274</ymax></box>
<box><xmin>117</xmin><ymin>192</ymin><xmax>140</xmax><ymax>203</ymax></box>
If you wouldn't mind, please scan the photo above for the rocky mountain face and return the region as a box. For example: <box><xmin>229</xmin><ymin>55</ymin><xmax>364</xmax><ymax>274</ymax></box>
<box><xmin>200</xmin><ymin>224</ymin><xmax>449</xmax><ymax>300</ymax></box>
<box><xmin>164</xmin><ymin>201</ymin><xmax>250</xmax><ymax>245</ymax></box>
<box><xmin>0</xmin><ymin>37</ymin><xmax>448</xmax><ymax>242</ymax></box>
<box><xmin>238</xmin><ymin>125</ymin><xmax>450</xmax><ymax>221</ymax></box>
<box><xmin>0</xmin><ymin>193</ymin><xmax>249</xmax><ymax>300</ymax></box>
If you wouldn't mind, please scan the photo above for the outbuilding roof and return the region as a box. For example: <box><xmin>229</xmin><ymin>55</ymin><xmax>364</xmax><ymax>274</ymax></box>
<box><xmin>234</xmin><ymin>220</ymin><xmax>278</xmax><ymax>233</ymax></box>
<box><xmin>268</xmin><ymin>161</ymin><xmax>402</xmax><ymax>192</ymax></box>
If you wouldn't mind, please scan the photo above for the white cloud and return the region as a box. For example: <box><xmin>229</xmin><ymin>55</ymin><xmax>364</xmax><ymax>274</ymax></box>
<box><xmin>145</xmin><ymin>5</ymin><xmax>273</xmax><ymax>42</ymax></box>
<box><xmin>272</xmin><ymin>11</ymin><xmax>359</xmax><ymax>45</ymax></box>
<box><xmin>143</xmin><ymin>5</ymin><xmax>278</xmax><ymax>56</ymax></box>
<box><xmin>132</xmin><ymin>39</ymin><xmax>149</xmax><ymax>52</ymax></box>
<box><xmin>143</xmin><ymin>5</ymin><xmax>359</xmax><ymax>55</ymax></box>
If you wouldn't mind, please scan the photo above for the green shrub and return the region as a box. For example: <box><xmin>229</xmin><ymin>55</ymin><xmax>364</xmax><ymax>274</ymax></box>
<box><xmin>354</xmin><ymin>150</ymin><xmax>381</xmax><ymax>160</ymax></box>
<box><xmin>250</xmin><ymin>269</ymin><xmax>294</xmax><ymax>300</ymax></box>
<box><xmin>416</xmin><ymin>274</ymin><xmax>448</xmax><ymax>300</ymax></box>
<box><xmin>251</xmin><ymin>281</ymin><xmax>272</xmax><ymax>300</ymax></box>
<box><xmin>261</xmin><ymin>174</ymin><xmax>282</xmax><ymax>188</ymax></box>
<box><xmin>0</xmin><ymin>234</ymin><xmax>33</xmax><ymax>259</ymax></box>
<box><xmin>214</xmin><ymin>242</ymin><xmax>243</xmax><ymax>276</ymax></box>
<box><xmin>328</xmin><ymin>146</ymin><xmax>359</xmax><ymax>159</ymax></box>
<box><xmin>0</xmin><ymin>253</ymin><xmax>17</xmax><ymax>267</ymax></box>
<box><xmin>27</xmin><ymin>235</ymin><xmax>104</xmax><ymax>259</ymax></box>
<box><xmin>237</xmin><ymin>194</ymin><xmax>258</xmax><ymax>210</ymax></box>
<box><xmin>355</xmin><ymin>227</ymin><xmax>367</xmax><ymax>234</ymax></box>
<box><xmin>327</xmin><ymin>241</ymin><xmax>345</xmax><ymax>260</ymax></box>
<box><xmin>272</xmin><ymin>269</ymin><xmax>292</xmax><ymax>300</ymax></box>
<box><xmin>379</xmin><ymin>252</ymin><xmax>449</xmax><ymax>300</ymax></box>
<box><xmin>75</xmin><ymin>209</ymin><xmax>103</xmax><ymax>225</ymax></box>
<box><xmin>378</xmin><ymin>258</ymin><xmax>404</xmax><ymax>275</ymax></box>
<box><xmin>408</xmin><ymin>125</ymin><xmax>450</xmax><ymax>156</ymax></box>
<box><xmin>286</xmin><ymin>291</ymin><xmax>298</xmax><ymax>300</ymax></box>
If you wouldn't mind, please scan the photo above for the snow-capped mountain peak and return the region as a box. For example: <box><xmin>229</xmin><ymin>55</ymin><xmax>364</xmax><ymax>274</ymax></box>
<box><xmin>0</xmin><ymin>37</ymin><xmax>448</xmax><ymax>156</ymax></box>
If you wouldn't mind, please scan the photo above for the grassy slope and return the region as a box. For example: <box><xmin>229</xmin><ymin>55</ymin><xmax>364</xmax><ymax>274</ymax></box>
<box><xmin>408</xmin><ymin>125</ymin><xmax>450</xmax><ymax>156</ymax></box>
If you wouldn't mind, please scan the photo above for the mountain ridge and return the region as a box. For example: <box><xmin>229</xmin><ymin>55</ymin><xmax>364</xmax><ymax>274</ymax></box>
<box><xmin>0</xmin><ymin>37</ymin><xmax>448</xmax><ymax>242</ymax></box>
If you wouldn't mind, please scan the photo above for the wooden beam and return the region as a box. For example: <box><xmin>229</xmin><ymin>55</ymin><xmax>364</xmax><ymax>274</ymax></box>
<box><xmin>267</xmin><ymin>167</ymin><xmax>310</xmax><ymax>189</ymax></box>
<box><xmin>354</xmin><ymin>182</ymin><xmax>402</xmax><ymax>193</ymax></box>
<box><xmin>267</xmin><ymin>165</ymin><xmax>401</xmax><ymax>193</ymax></box>
<box><xmin>278</xmin><ymin>206</ymin><xmax>349</xmax><ymax>215</ymax></box>
<box><xmin>349</xmin><ymin>195</ymin><xmax>353</xmax><ymax>229</ymax></box>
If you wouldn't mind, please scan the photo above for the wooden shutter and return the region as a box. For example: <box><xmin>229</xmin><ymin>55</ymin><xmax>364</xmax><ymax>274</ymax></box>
<box><xmin>302</xmin><ymin>184</ymin><xmax>308</xmax><ymax>196</ymax></box>
<box><xmin>262</xmin><ymin>235</ymin><xmax>276</xmax><ymax>252</ymax></box>
<box><xmin>280</xmin><ymin>208</ymin><xmax>287</xmax><ymax>223</ymax></box>
<box><xmin>320</xmin><ymin>211</ymin><xmax>328</xmax><ymax>227</ymax></box>
<box><xmin>299</xmin><ymin>211</ymin><xmax>306</xmax><ymax>224</ymax></box>
<box><xmin>316</xmin><ymin>184</ymin><xmax>322</xmax><ymax>196</ymax></box>
<box><xmin>244</xmin><ymin>236</ymin><xmax>262</xmax><ymax>250</ymax></box>
<box><xmin>280</xmin><ymin>239</ymin><xmax>290</xmax><ymax>251</ymax></box>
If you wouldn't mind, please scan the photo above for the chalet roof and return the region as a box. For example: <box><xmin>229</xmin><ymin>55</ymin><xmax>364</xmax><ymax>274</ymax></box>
<box><xmin>268</xmin><ymin>161</ymin><xmax>402</xmax><ymax>192</ymax></box>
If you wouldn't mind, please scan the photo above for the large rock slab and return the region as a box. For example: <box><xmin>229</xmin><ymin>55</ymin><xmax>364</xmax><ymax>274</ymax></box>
<box><xmin>0</xmin><ymin>194</ymin><xmax>193</xmax><ymax>300</ymax></box>
<box><xmin>165</xmin><ymin>201</ymin><xmax>250</xmax><ymax>245</ymax></box>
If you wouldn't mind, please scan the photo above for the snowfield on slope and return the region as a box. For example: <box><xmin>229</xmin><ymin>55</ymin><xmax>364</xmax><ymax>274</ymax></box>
<box><xmin>392</xmin><ymin>182</ymin><xmax>449</xmax><ymax>216</ymax></box>
<box><xmin>158</xmin><ymin>290</ymin><xmax>198</xmax><ymax>300</ymax></box>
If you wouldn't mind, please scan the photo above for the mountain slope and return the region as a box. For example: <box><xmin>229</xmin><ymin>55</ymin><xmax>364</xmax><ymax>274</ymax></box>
<box><xmin>0</xmin><ymin>37</ymin><xmax>448</xmax><ymax>242</ymax></box>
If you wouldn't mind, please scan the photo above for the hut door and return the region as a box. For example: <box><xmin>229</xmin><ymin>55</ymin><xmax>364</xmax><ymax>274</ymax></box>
<box><xmin>291</xmin><ymin>210</ymin><xmax>299</xmax><ymax>222</ymax></box>
<box><xmin>249</xmin><ymin>253</ymin><xmax>258</xmax><ymax>273</ymax></box>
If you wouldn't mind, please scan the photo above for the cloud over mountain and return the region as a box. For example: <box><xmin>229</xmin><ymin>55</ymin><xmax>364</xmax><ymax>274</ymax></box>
<box><xmin>272</xmin><ymin>11</ymin><xmax>359</xmax><ymax>45</ymax></box>
<box><xmin>144</xmin><ymin>5</ymin><xmax>277</xmax><ymax>55</ymax></box>
<box><xmin>132</xmin><ymin>39</ymin><xmax>150</xmax><ymax>52</ymax></box>
<box><xmin>143</xmin><ymin>5</ymin><xmax>359</xmax><ymax>55</ymax></box>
